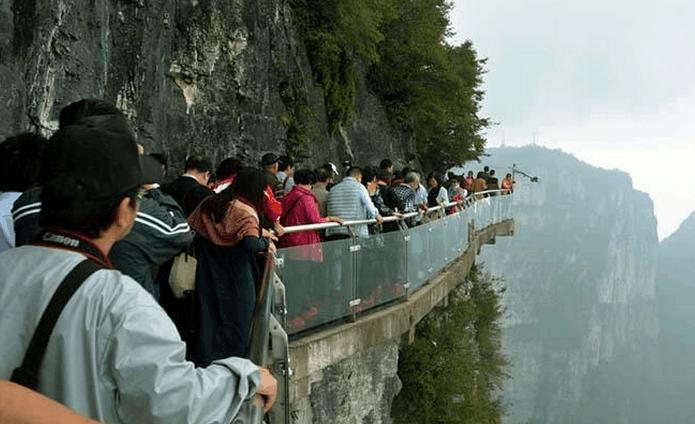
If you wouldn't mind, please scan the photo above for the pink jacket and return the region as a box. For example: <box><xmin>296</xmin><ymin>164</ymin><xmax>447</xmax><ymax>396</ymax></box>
<box><xmin>279</xmin><ymin>186</ymin><xmax>327</xmax><ymax>262</ymax></box>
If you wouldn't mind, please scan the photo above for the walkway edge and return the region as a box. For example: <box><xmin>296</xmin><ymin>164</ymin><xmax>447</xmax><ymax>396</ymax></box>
<box><xmin>288</xmin><ymin>219</ymin><xmax>515</xmax><ymax>401</ymax></box>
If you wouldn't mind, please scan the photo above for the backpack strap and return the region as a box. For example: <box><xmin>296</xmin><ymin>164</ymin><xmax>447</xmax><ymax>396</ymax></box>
<box><xmin>10</xmin><ymin>259</ymin><xmax>102</xmax><ymax>390</ymax></box>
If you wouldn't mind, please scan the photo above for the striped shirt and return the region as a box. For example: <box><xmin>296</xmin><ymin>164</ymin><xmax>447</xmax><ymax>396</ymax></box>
<box><xmin>325</xmin><ymin>177</ymin><xmax>378</xmax><ymax>238</ymax></box>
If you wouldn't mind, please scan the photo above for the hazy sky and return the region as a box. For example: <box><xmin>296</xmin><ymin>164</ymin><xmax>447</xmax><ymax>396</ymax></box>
<box><xmin>450</xmin><ymin>0</ymin><xmax>695</xmax><ymax>239</ymax></box>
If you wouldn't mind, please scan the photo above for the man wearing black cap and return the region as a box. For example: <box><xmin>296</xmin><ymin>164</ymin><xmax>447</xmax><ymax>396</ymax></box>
<box><xmin>8</xmin><ymin>100</ymin><xmax>194</xmax><ymax>298</ymax></box>
<box><xmin>11</xmin><ymin>99</ymin><xmax>129</xmax><ymax>246</ymax></box>
<box><xmin>0</xmin><ymin>124</ymin><xmax>276</xmax><ymax>423</ymax></box>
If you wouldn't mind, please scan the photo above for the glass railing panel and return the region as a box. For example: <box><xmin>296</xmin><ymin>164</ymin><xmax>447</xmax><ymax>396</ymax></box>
<box><xmin>353</xmin><ymin>228</ymin><xmax>408</xmax><ymax>311</ymax></box>
<box><xmin>471</xmin><ymin>200</ymin><xmax>482</xmax><ymax>230</ymax></box>
<box><xmin>406</xmin><ymin>222</ymin><xmax>433</xmax><ymax>291</ymax></box>
<box><xmin>501</xmin><ymin>193</ymin><xmax>513</xmax><ymax>220</ymax></box>
<box><xmin>442</xmin><ymin>211</ymin><xmax>465</xmax><ymax>266</ymax></box>
<box><xmin>277</xmin><ymin>236</ymin><xmax>355</xmax><ymax>335</ymax></box>
<box><xmin>477</xmin><ymin>196</ymin><xmax>493</xmax><ymax>228</ymax></box>
<box><xmin>427</xmin><ymin>215</ymin><xmax>449</xmax><ymax>274</ymax></box>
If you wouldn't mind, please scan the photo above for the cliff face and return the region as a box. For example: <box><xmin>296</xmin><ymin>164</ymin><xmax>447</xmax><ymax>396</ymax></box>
<box><xmin>479</xmin><ymin>146</ymin><xmax>659</xmax><ymax>424</ymax></box>
<box><xmin>0</xmin><ymin>0</ymin><xmax>407</xmax><ymax>167</ymax></box>
<box><xmin>642</xmin><ymin>212</ymin><xmax>695</xmax><ymax>423</ymax></box>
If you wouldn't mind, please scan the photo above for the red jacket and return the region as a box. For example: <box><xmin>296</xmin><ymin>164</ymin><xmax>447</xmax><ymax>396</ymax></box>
<box><xmin>279</xmin><ymin>186</ymin><xmax>327</xmax><ymax>261</ymax></box>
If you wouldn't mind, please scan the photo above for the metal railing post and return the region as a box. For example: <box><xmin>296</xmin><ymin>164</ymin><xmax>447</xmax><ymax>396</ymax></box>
<box><xmin>397</xmin><ymin>219</ymin><xmax>412</xmax><ymax>299</ymax></box>
<box><xmin>234</xmin><ymin>256</ymin><xmax>277</xmax><ymax>424</ymax></box>
<box><xmin>347</xmin><ymin>226</ymin><xmax>361</xmax><ymax>321</ymax></box>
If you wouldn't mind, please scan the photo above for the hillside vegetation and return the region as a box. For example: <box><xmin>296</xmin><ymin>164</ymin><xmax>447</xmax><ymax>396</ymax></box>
<box><xmin>393</xmin><ymin>266</ymin><xmax>508</xmax><ymax>423</ymax></box>
<box><xmin>291</xmin><ymin>0</ymin><xmax>489</xmax><ymax>171</ymax></box>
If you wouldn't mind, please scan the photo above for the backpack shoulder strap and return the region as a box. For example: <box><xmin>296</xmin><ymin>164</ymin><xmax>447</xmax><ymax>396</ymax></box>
<box><xmin>10</xmin><ymin>259</ymin><xmax>102</xmax><ymax>390</ymax></box>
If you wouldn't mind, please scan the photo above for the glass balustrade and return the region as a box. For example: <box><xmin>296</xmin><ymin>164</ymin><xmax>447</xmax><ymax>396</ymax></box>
<box><xmin>277</xmin><ymin>236</ymin><xmax>355</xmax><ymax>335</ymax></box>
<box><xmin>277</xmin><ymin>192</ymin><xmax>513</xmax><ymax>336</ymax></box>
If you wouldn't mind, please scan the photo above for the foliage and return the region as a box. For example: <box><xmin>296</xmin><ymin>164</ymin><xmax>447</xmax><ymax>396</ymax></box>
<box><xmin>392</xmin><ymin>266</ymin><xmax>508</xmax><ymax>424</ymax></box>
<box><xmin>291</xmin><ymin>0</ymin><xmax>395</xmax><ymax>133</ymax></box>
<box><xmin>292</xmin><ymin>0</ymin><xmax>488</xmax><ymax>168</ymax></box>
<box><xmin>369</xmin><ymin>1</ymin><xmax>489</xmax><ymax>171</ymax></box>
<box><xmin>279</xmin><ymin>80</ymin><xmax>316</xmax><ymax>160</ymax></box>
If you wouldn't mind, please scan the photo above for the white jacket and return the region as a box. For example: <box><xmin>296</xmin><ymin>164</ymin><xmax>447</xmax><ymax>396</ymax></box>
<box><xmin>0</xmin><ymin>245</ymin><xmax>260</xmax><ymax>423</ymax></box>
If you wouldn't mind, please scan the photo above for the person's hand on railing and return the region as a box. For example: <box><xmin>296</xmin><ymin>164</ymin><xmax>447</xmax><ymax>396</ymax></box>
<box><xmin>257</xmin><ymin>367</ymin><xmax>278</xmax><ymax>413</ymax></box>
<box><xmin>273</xmin><ymin>220</ymin><xmax>285</xmax><ymax>237</ymax></box>
<box><xmin>375</xmin><ymin>214</ymin><xmax>384</xmax><ymax>225</ymax></box>
<box><xmin>267</xmin><ymin>242</ymin><xmax>277</xmax><ymax>255</ymax></box>
<box><xmin>326</xmin><ymin>216</ymin><xmax>344</xmax><ymax>225</ymax></box>
<box><xmin>262</xmin><ymin>228</ymin><xmax>279</xmax><ymax>242</ymax></box>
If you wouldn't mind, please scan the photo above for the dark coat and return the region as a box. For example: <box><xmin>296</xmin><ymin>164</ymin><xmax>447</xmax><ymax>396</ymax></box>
<box><xmin>11</xmin><ymin>187</ymin><xmax>41</xmax><ymax>247</ymax></box>
<box><xmin>162</xmin><ymin>176</ymin><xmax>214</xmax><ymax>217</ymax></box>
<box><xmin>109</xmin><ymin>188</ymin><xmax>193</xmax><ymax>296</ymax></box>
<box><xmin>193</xmin><ymin>234</ymin><xmax>270</xmax><ymax>366</ymax></box>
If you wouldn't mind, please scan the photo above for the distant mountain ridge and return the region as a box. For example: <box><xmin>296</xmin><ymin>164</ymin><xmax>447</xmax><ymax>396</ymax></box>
<box><xmin>646</xmin><ymin>209</ymin><xmax>695</xmax><ymax>423</ymax></box>
<box><xmin>477</xmin><ymin>145</ymin><xmax>659</xmax><ymax>424</ymax></box>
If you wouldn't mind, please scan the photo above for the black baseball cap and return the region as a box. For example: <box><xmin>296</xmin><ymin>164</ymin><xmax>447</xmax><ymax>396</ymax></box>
<box><xmin>41</xmin><ymin>124</ymin><xmax>145</xmax><ymax>199</ymax></box>
<box><xmin>261</xmin><ymin>153</ymin><xmax>279</xmax><ymax>167</ymax></box>
<box><xmin>141</xmin><ymin>154</ymin><xmax>165</xmax><ymax>184</ymax></box>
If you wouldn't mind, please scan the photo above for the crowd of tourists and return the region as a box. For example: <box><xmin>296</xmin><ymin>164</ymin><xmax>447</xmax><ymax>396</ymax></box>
<box><xmin>0</xmin><ymin>99</ymin><xmax>513</xmax><ymax>423</ymax></box>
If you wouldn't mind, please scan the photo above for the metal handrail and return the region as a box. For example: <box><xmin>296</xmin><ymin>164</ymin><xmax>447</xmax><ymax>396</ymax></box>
<box><xmin>281</xmin><ymin>189</ymin><xmax>509</xmax><ymax>234</ymax></box>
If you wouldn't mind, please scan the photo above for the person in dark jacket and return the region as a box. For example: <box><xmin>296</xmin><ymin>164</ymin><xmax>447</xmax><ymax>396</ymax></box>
<box><xmin>375</xmin><ymin>169</ymin><xmax>401</xmax><ymax>220</ymax></box>
<box><xmin>389</xmin><ymin>172</ymin><xmax>421</xmax><ymax>227</ymax></box>
<box><xmin>0</xmin><ymin>133</ymin><xmax>47</xmax><ymax>252</ymax></box>
<box><xmin>109</xmin><ymin>155</ymin><xmax>194</xmax><ymax>298</ymax></box>
<box><xmin>427</xmin><ymin>171</ymin><xmax>449</xmax><ymax>208</ymax></box>
<box><xmin>487</xmin><ymin>169</ymin><xmax>500</xmax><ymax>195</ymax></box>
<box><xmin>162</xmin><ymin>155</ymin><xmax>214</xmax><ymax>217</ymax></box>
<box><xmin>261</xmin><ymin>153</ymin><xmax>285</xmax><ymax>200</ymax></box>
<box><xmin>187</xmin><ymin>167</ymin><xmax>278</xmax><ymax>365</ymax></box>
<box><xmin>12</xmin><ymin>99</ymin><xmax>127</xmax><ymax>246</ymax></box>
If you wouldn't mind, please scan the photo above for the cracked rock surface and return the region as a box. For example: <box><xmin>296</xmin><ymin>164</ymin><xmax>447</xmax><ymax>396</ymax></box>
<box><xmin>1</xmin><ymin>0</ymin><xmax>408</xmax><ymax>169</ymax></box>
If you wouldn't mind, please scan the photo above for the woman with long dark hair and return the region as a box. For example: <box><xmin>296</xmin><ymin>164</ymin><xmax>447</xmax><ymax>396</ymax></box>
<box><xmin>427</xmin><ymin>171</ymin><xmax>449</xmax><ymax>208</ymax></box>
<box><xmin>188</xmin><ymin>167</ymin><xmax>277</xmax><ymax>365</ymax></box>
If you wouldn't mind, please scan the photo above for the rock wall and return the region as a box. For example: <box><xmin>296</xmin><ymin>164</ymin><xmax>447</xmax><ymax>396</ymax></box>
<box><xmin>0</xmin><ymin>0</ymin><xmax>409</xmax><ymax>169</ymax></box>
<box><xmin>291</xmin><ymin>341</ymin><xmax>402</xmax><ymax>424</ymax></box>
<box><xmin>479</xmin><ymin>146</ymin><xmax>659</xmax><ymax>424</ymax></box>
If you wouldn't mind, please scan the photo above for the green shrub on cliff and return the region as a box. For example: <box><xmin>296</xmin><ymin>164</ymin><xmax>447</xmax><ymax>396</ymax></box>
<box><xmin>292</xmin><ymin>0</ymin><xmax>488</xmax><ymax>170</ymax></box>
<box><xmin>393</xmin><ymin>267</ymin><xmax>508</xmax><ymax>424</ymax></box>
<box><xmin>292</xmin><ymin>0</ymin><xmax>395</xmax><ymax>133</ymax></box>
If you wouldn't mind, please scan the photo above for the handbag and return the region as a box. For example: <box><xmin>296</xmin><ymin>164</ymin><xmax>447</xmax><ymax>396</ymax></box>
<box><xmin>169</xmin><ymin>250</ymin><xmax>197</xmax><ymax>299</ymax></box>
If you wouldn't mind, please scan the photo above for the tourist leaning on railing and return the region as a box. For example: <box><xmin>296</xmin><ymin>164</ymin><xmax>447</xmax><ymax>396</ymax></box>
<box><xmin>188</xmin><ymin>168</ymin><xmax>279</xmax><ymax>365</ymax></box>
<box><xmin>325</xmin><ymin>166</ymin><xmax>382</xmax><ymax>240</ymax></box>
<box><xmin>280</xmin><ymin>169</ymin><xmax>344</xmax><ymax>329</ymax></box>
<box><xmin>426</xmin><ymin>171</ymin><xmax>449</xmax><ymax>208</ymax></box>
<box><xmin>473</xmin><ymin>171</ymin><xmax>488</xmax><ymax>199</ymax></box>
<box><xmin>502</xmin><ymin>173</ymin><xmax>515</xmax><ymax>194</ymax></box>
<box><xmin>312</xmin><ymin>167</ymin><xmax>334</xmax><ymax>217</ymax></box>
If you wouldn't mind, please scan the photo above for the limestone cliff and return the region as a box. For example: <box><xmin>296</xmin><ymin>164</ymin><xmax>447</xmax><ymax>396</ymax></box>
<box><xmin>0</xmin><ymin>0</ymin><xmax>408</xmax><ymax>168</ymax></box>
<box><xmin>479</xmin><ymin>146</ymin><xmax>659</xmax><ymax>424</ymax></box>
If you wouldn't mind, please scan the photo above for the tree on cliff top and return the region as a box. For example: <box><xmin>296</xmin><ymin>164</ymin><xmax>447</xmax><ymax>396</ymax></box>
<box><xmin>369</xmin><ymin>1</ymin><xmax>489</xmax><ymax>171</ymax></box>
